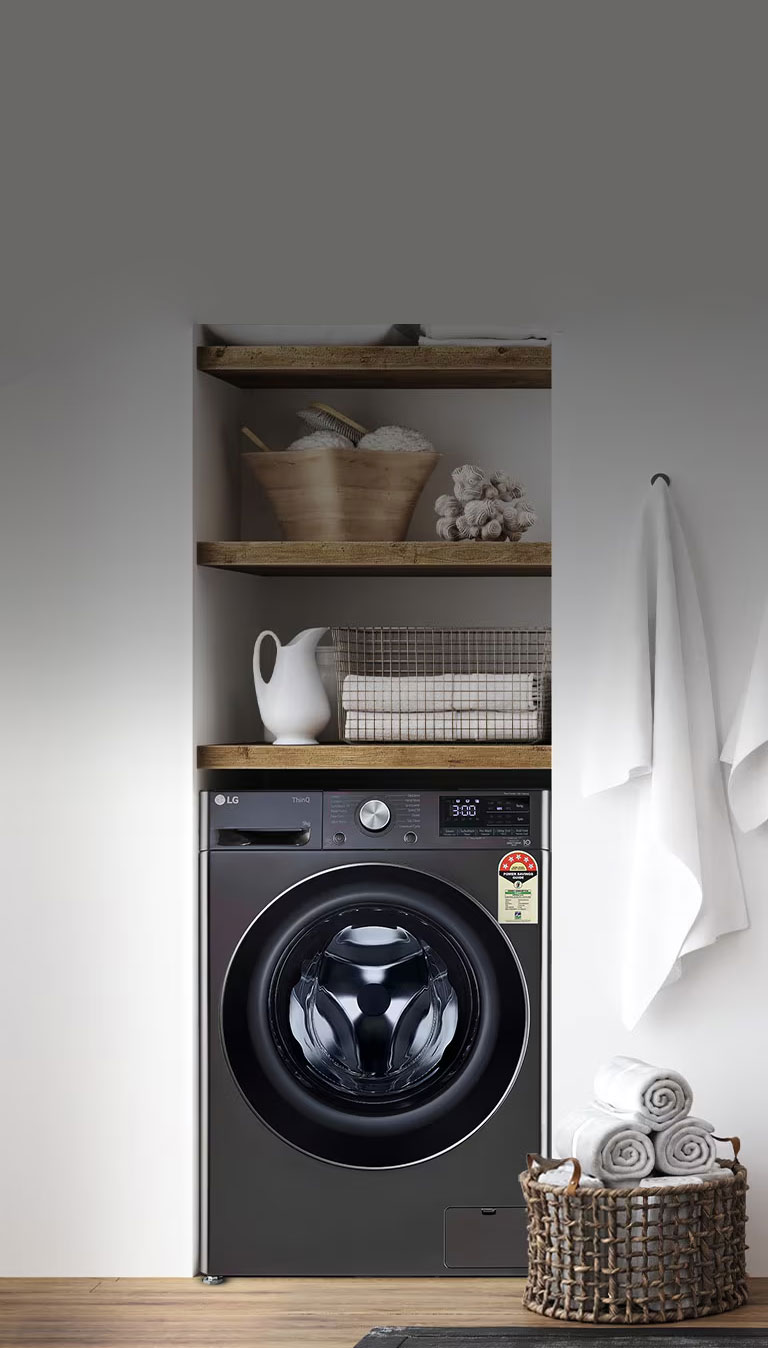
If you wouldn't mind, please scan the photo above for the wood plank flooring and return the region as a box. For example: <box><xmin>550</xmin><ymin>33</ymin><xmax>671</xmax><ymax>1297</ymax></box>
<box><xmin>0</xmin><ymin>1278</ymin><xmax>767</xmax><ymax>1348</ymax></box>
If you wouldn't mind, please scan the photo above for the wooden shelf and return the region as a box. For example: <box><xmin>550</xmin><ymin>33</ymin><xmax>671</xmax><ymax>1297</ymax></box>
<box><xmin>197</xmin><ymin>743</ymin><xmax>551</xmax><ymax>770</ymax></box>
<box><xmin>197</xmin><ymin>540</ymin><xmax>551</xmax><ymax>577</ymax></box>
<box><xmin>196</xmin><ymin>344</ymin><xmax>551</xmax><ymax>389</ymax></box>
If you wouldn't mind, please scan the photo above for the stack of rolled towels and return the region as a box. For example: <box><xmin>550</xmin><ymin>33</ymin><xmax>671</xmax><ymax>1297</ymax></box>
<box><xmin>549</xmin><ymin>1055</ymin><xmax>730</xmax><ymax>1188</ymax></box>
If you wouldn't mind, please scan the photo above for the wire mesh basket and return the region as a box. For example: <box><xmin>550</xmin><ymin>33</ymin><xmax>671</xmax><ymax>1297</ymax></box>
<box><xmin>331</xmin><ymin>626</ymin><xmax>551</xmax><ymax>744</ymax></box>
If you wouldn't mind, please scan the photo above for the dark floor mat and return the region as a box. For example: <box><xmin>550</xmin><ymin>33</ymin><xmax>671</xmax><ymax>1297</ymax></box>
<box><xmin>353</xmin><ymin>1331</ymin><xmax>768</xmax><ymax>1348</ymax></box>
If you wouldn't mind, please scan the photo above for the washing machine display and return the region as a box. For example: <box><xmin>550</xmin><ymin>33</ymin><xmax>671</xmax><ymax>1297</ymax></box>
<box><xmin>202</xmin><ymin>787</ymin><xmax>549</xmax><ymax>1277</ymax></box>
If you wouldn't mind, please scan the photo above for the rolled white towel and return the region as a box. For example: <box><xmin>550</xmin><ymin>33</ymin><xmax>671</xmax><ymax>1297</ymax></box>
<box><xmin>594</xmin><ymin>1055</ymin><xmax>692</xmax><ymax>1129</ymax></box>
<box><xmin>654</xmin><ymin>1116</ymin><xmax>717</xmax><ymax>1175</ymax></box>
<box><xmin>451</xmin><ymin>673</ymin><xmax>538</xmax><ymax>711</ymax></box>
<box><xmin>554</xmin><ymin>1105</ymin><xmax>654</xmax><ymax>1185</ymax></box>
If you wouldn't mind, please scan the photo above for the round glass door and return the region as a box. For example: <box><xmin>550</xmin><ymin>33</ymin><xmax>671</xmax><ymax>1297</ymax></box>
<box><xmin>221</xmin><ymin>864</ymin><xmax>528</xmax><ymax>1168</ymax></box>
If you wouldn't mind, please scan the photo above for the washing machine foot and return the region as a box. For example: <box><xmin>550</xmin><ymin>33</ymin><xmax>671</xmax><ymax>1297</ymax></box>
<box><xmin>202</xmin><ymin>1275</ymin><xmax>226</xmax><ymax>1285</ymax></box>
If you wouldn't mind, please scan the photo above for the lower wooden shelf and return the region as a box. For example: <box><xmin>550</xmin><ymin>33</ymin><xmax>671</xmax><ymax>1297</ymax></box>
<box><xmin>197</xmin><ymin>743</ymin><xmax>551</xmax><ymax>770</ymax></box>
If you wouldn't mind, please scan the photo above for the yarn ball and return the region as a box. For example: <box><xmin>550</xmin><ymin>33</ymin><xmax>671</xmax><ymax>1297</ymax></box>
<box><xmin>463</xmin><ymin>498</ymin><xmax>501</xmax><ymax>529</ymax></box>
<box><xmin>451</xmin><ymin>463</ymin><xmax>489</xmax><ymax>502</ymax></box>
<box><xmin>491</xmin><ymin>472</ymin><xmax>523</xmax><ymax>501</ymax></box>
<box><xmin>434</xmin><ymin>493</ymin><xmax>462</xmax><ymax>518</ymax></box>
<box><xmin>436</xmin><ymin>516</ymin><xmax>461</xmax><ymax>541</ymax></box>
<box><xmin>288</xmin><ymin>431</ymin><xmax>355</xmax><ymax>451</ymax></box>
<box><xmin>358</xmin><ymin>425</ymin><xmax>434</xmax><ymax>453</ymax></box>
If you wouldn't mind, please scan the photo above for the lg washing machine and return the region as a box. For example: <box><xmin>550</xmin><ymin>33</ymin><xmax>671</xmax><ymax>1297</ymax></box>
<box><xmin>200</xmin><ymin>786</ymin><xmax>549</xmax><ymax>1276</ymax></box>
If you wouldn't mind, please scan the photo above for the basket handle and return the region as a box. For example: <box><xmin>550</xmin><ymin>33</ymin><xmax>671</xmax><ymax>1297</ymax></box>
<box><xmin>713</xmin><ymin>1135</ymin><xmax>742</xmax><ymax>1172</ymax></box>
<box><xmin>526</xmin><ymin>1152</ymin><xmax>583</xmax><ymax>1195</ymax></box>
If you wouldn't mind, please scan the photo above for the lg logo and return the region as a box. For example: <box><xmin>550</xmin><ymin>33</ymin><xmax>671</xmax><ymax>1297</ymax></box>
<box><xmin>214</xmin><ymin>794</ymin><xmax>239</xmax><ymax>806</ymax></box>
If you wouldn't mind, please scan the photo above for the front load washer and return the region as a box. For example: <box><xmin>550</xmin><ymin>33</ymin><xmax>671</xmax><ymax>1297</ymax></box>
<box><xmin>201</xmin><ymin>786</ymin><xmax>549</xmax><ymax>1276</ymax></box>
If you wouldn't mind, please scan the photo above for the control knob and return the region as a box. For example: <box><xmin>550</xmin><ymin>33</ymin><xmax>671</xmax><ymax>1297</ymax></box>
<box><xmin>359</xmin><ymin>799</ymin><xmax>391</xmax><ymax>832</ymax></box>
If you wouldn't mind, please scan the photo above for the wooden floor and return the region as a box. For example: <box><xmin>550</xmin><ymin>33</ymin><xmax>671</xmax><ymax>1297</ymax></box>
<box><xmin>0</xmin><ymin>1278</ymin><xmax>766</xmax><ymax>1348</ymax></box>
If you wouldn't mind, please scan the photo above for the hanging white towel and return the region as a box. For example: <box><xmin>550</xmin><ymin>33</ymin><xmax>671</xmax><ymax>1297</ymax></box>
<box><xmin>582</xmin><ymin>479</ymin><xmax>748</xmax><ymax>1028</ymax></box>
<box><xmin>721</xmin><ymin>598</ymin><xmax>768</xmax><ymax>832</ymax></box>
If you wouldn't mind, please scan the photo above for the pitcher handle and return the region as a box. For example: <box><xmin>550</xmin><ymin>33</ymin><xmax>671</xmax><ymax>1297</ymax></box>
<box><xmin>253</xmin><ymin>630</ymin><xmax>280</xmax><ymax>697</ymax></box>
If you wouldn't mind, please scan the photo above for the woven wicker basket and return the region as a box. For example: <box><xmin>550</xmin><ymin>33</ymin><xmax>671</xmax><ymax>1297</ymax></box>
<box><xmin>520</xmin><ymin>1147</ymin><xmax>748</xmax><ymax>1324</ymax></box>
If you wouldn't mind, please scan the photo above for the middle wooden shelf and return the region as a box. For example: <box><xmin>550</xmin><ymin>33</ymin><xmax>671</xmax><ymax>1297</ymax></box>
<box><xmin>197</xmin><ymin>539</ymin><xmax>552</xmax><ymax>577</ymax></box>
<box><xmin>198</xmin><ymin>743</ymin><xmax>552</xmax><ymax>770</ymax></box>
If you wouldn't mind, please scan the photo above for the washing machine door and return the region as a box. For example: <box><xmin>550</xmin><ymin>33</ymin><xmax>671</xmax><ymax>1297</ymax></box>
<box><xmin>221</xmin><ymin>863</ymin><xmax>528</xmax><ymax>1168</ymax></box>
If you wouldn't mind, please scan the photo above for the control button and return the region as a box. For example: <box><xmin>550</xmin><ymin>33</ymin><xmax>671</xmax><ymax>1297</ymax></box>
<box><xmin>333</xmin><ymin>832</ymin><xmax>346</xmax><ymax>845</ymax></box>
<box><xmin>404</xmin><ymin>831</ymin><xmax>418</xmax><ymax>844</ymax></box>
<box><xmin>359</xmin><ymin>799</ymin><xmax>391</xmax><ymax>832</ymax></box>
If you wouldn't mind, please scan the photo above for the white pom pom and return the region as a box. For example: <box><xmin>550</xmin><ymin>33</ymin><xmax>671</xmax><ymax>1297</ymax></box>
<box><xmin>436</xmin><ymin>516</ymin><xmax>461</xmax><ymax>540</ymax></box>
<box><xmin>452</xmin><ymin>464</ymin><xmax>491</xmax><ymax>502</ymax></box>
<box><xmin>435</xmin><ymin>493</ymin><xmax>462</xmax><ymax>518</ymax></box>
<box><xmin>491</xmin><ymin>472</ymin><xmax>523</xmax><ymax>501</ymax></box>
<box><xmin>287</xmin><ymin>431</ymin><xmax>355</xmax><ymax>451</ymax></box>
<box><xmin>358</xmin><ymin>425</ymin><xmax>434</xmax><ymax>452</ymax></box>
<box><xmin>463</xmin><ymin>498</ymin><xmax>497</xmax><ymax>528</ymax></box>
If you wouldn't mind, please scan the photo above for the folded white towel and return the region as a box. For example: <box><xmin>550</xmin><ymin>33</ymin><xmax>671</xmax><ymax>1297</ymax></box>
<box><xmin>451</xmin><ymin>673</ymin><xmax>537</xmax><ymax>711</ymax></box>
<box><xmin>343</xmin><ymin>710</ymin><xmax>543</xmax><ymax>742</ymax></box>
<box><xmin>341</xmin><ymin>675</ymin><xmax>453</xmax><ymax>712</ymax></box>
<box><xmin>553</xmin><ymin>1106</ymin><xmax>654</xmax><ymax>1185</ymax></box>
<box><xmin>721</xmin><ymin>598</ymin><xmax>768</xmax><ymax>832</ymax></box>
<box><xmin>455</xmin><ymin>711</ymin><xmax>543</xmax><ymax>741</ymax></box>
<box><xmin>419</xmin><ymin>335</ymin><xmax>550</xmax><ymax>347</ymax></box>
<box><xmin>594</xmin><ymin>1055</ymin><xmax>692</xmax><ymax>1129</ymax></box>
<box><xmin>582</xmin><ymin>478</ymin><xmax>748</xmax><ymax>1028</ymax></box>
<box><xmin>344</xmin><ymin>712</ymin><xmax>458</xmax><ymax>742</ymax></box>
<box><xmin>421</xmin><ymin>325</ymin><xmax>550</xmax><ymax>342</ymax></box>
<box><xmin>654</xmin><ymin>1116</ymin><xmax>716</xmax><ymax>1175</ymax></box>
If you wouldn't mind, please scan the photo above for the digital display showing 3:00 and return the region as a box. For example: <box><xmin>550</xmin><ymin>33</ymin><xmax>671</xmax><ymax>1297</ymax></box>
<box><xmin>439</xmin><ymin>795</ymin><xmax>531</xmax><ymax>836</ymax></box>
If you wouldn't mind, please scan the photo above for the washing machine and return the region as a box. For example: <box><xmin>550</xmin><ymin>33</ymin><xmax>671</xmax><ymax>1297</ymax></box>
<box><xmin>201</xmin><ymin>786</ymin><xmax>549</xmax><ymax>1277</ymax></box>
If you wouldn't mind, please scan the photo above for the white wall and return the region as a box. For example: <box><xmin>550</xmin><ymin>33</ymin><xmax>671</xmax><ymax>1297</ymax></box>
<box><xmin>3</xmin><ymin>0</ymin><xmax>768</xmax><ymax>1279</ymax></box>
<box><xmin>0</xmin><ymin>323</ymin><xmax>196</xmax><ymax>1274</ymax></box>
<box><xmin>552</xmin><ymin>319</ymin><xmax>768</xmax><ymax>1264</ymax></box>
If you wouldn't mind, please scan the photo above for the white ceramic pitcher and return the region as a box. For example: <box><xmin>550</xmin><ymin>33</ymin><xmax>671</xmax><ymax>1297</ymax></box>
<box><xmin>253</xmin><ymin>627</ymin><xmax>331</xmax><ymax>745</ymax></box>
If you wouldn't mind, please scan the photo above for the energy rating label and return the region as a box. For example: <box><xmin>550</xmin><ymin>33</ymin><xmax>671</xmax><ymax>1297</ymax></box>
<box><xmin>497</xmin><ymin>850</ymin><xmax>539</xmax><ymax>925</ymax></box>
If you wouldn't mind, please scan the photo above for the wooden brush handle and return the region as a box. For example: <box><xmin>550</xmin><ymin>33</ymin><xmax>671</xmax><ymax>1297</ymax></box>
<box><xmin>311</xmin><ymin>402</ymin><xmax>368</xmax><ymax>436</ymax></box>
<box><xmin>241</xmin><ymin>426</ymin><xmax>273</xmax><ymax>452</ymax></box>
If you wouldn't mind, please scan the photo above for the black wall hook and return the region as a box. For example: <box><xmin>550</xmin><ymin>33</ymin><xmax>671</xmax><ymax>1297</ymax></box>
<box><xmin>651</xmin><ymin>473</ymin><xmax>671</xmax><ymax>486</ymax></box>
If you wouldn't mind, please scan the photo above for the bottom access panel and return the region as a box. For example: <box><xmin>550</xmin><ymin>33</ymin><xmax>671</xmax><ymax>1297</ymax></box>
<box><xmin>444</xmin><ymin>1206</ymin><xmax>527</xmax><ymax>1269</ymax></box>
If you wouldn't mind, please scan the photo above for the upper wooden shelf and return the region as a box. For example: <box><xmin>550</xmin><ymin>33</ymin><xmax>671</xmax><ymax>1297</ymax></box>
<box><xmin>197</xmin><ymin>540</ymin><xmax>551</xmax><ymax>577</ymax></box>
<box><xmin>198</xmin><ymin>743</ymin><xmax>551</xmax><ymax>771</ymax></box>
<box><xmin>196</xmin><ymin>344</ymin><xmax>551</xmax><ymax>389</ymax></box>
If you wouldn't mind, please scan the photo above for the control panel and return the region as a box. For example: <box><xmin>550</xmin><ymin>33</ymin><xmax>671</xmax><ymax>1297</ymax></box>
<box><xmin>322</xmin><ymin>790</ymin><xmax>546</xmax><ymax>851</ymax></box>
<box><xmin>204</xmin><ymin>790</ymin><xmax>548</xmax><ymax>851</ymax></box>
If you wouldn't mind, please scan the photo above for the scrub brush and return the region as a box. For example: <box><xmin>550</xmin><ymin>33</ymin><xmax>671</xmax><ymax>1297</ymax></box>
<box><xmin>297</xmin><ymin>402</ymin><xmax>368</xmax><ymax>446</ymax></box>
<box><xmin>241</xmin><ymin>426</ymin><xmax>275</xmax><ymax>452</ymax></box>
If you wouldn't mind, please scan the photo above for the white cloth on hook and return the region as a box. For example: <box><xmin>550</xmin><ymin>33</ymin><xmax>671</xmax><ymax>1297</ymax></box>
<box><xmin>582</xmin><ymin>479</ymin><xmax>748</xmax><ymax>1028</ymax></box>
<box><xmin>721</xmin><ymin>598</ymin><xmax>768</xmax><ymax>831</ymax></box>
